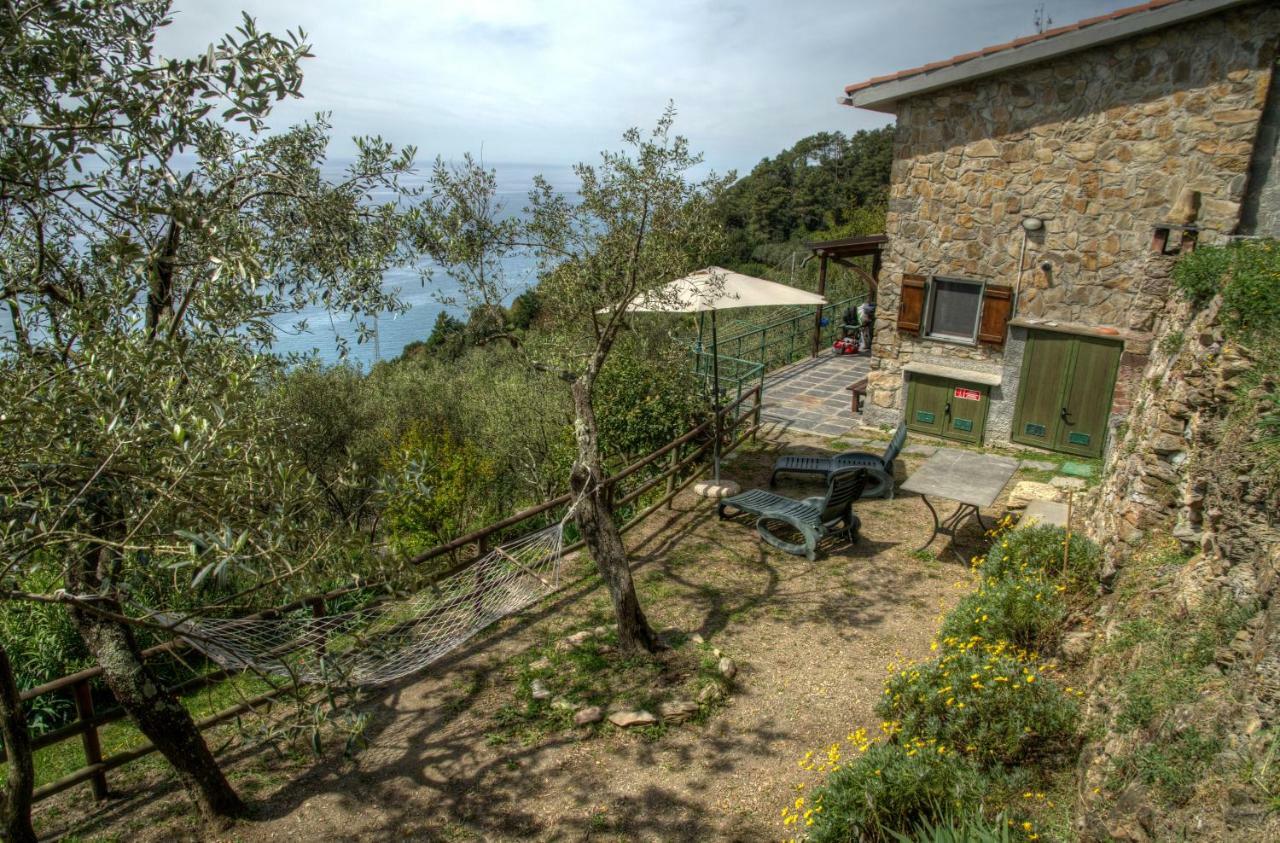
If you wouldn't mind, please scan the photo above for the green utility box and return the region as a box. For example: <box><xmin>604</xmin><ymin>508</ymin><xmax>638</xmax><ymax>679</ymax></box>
<box><xmin>905</xmin><ymin>373</ymin><xmax>990</xmax><ymax>445</ymax></box>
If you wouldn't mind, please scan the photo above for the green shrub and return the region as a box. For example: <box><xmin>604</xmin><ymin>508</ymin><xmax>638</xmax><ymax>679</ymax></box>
<box><xmin>938</xmin><ymin>576</ymin><xmax>1067</xmax><ymax>653</ymax></box>
<box><xmin>1174</xmin><ymin>239</ymin><xmax>1280</xmax><ymax>338</ymax></box>
<box><xmin>877</xmin><ymin>641</ymin><xmax>1080</xmax><ymax>769</ymax></box>
<box><xmin>981</xmin><ymin>525</ymin><xmax>1098</xmax><ymax>598</ymax></box>
<box><xmin>888</xmin><ymin>810</ymin><xmax>1016</xmax><ymax>843</ymax></box>
<box><xmin>801</xmin><ymin>742</ymin><xmax>986</xmax><ymax>843</ymax></box>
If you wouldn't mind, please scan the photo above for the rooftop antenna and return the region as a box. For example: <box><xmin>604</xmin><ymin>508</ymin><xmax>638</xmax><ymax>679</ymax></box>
<box><xmin>1034</xmin><ymin>3</ymin><xmax>1053</xmax><ymax>34</ymax></box>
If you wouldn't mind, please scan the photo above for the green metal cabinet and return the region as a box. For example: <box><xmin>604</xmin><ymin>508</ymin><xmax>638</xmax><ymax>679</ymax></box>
<box><xmin>906</xmin><ymin>373</ymin><xmax>989</xmax><ymax>445</ymax></box>
<box><xmin>1012</xmin><ymin>330</ymin><xmax>1121</xmax><ymax>458</ymax></box>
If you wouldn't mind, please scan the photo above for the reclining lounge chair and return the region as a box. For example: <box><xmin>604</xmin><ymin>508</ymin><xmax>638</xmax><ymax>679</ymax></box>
<box><xmin>769</xmin><ymin>421</ymin><xmax>907</xmax><ymax>499</ymax></box>
<box><xmin>717</xmin><ymin>467</ymin><xmax>868</xmax><ymax>560</ymax></box>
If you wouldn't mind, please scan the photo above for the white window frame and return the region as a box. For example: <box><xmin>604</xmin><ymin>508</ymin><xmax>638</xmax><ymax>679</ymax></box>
<box><xmin>923</xmin><ymin>275</ymin><xmax>986</xmax><ymax>345</ymax></box>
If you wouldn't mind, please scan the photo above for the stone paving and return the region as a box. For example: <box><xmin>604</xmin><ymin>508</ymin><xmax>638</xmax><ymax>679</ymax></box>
<box><xmin>758</xmin><ymin>349</ymin><xmax>871</xmax><ymax>437</ymax></box>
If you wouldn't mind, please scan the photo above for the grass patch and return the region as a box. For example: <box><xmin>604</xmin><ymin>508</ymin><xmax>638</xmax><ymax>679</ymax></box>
<box><xmin>5</xmin><ymin>670</ymin><xmax>276</xmax><ymax>792</ymax></box>
<box><xmin>489</xmin><ymin>625</ymin><xmax>728</xmax><ymax>746</ymax></box>
<box><xmin>1091</xmin><ymin>537</ymin><xmax>1256</xmax><ymax>813</ymax></box>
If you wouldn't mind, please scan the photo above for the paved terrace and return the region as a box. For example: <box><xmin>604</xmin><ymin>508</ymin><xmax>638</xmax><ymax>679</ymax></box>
<box><xmin>758</xmin><ymin>349</ymin><xmax>871</xmax><ymax>437</ymax></box>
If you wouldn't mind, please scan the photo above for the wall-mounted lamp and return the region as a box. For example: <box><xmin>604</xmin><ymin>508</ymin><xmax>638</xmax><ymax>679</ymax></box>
<box><xmin>1021</xmin><ymin>217</ymin><xmax>1044</xmax><ymax>232</ymax></box>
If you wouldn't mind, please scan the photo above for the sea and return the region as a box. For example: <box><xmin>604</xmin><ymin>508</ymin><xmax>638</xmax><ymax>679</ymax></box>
<box><xmin>275</xmin><ymin>161</ymin><xmax>579</xmax><ymax>368</ymax></box>
<box><xmin>0</xmin><ymin>161</ymin><xmax>579</xmax><ymax>369</ymax></box>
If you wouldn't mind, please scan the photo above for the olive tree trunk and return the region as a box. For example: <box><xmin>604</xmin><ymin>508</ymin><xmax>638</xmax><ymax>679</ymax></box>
<box><xmin>570</xmin><ymin>377</ymin><xmax>660</xmax><ymax>653</ymax></box>
<box><xmin>0</xmin><ymin>643</ymin><xmax>36</xmax><ymax>843</ymax></box>
<box><xmin>67</xmin><ymin>551</ymin><xmax>246</xmax><ymax>828</ymax></box>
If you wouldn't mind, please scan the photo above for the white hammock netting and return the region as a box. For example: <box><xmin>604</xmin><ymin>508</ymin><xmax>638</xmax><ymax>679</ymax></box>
<box><xmin>158</xmin><ymin>524</ymin><xmax>567</xmax><ymax>687</ymax></box>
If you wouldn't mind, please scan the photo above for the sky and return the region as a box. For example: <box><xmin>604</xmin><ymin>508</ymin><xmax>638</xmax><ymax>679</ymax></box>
<box><xmin>159</xmin><ymin>0</ymin><xmax>1134</xmax><ymax>175</ymax></box>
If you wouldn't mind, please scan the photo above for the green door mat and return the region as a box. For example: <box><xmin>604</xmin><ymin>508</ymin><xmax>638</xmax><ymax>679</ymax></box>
<box><xmin>1060</xmin><ymin>461</ymin><xmax>1095</xmax><ymax>478</ymax></box>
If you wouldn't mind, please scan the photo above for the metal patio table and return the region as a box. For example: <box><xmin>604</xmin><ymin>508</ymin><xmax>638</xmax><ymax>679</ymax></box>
<box><xmin>900</xmin><ymin>449</ymin><xmax>1019</xmax><ymax>558</ymax></box>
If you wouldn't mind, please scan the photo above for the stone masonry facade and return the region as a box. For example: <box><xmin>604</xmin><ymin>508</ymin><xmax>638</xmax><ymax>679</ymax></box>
<box><xmin>863</xmin><ymin>4</ymin><xmax>1280</xmax><ymax>444</ymax></box>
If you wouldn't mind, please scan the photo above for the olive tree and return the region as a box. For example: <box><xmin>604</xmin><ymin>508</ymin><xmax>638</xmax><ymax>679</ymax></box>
<box><xmin>426</xmin><ymin>107</ymin><xmax>729</xmax><ymax>653</ymax></box>
<box><xmin>0</xmin><ymin>1</ymin><xmax>426</xmax><ymax>828</ymax></box>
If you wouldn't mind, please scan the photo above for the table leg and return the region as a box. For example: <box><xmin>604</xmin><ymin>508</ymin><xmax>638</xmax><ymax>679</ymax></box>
<box><xmin>916</xmin><ymin>495</ymin><xmax>941</xmax><ymax>552</ymax></box>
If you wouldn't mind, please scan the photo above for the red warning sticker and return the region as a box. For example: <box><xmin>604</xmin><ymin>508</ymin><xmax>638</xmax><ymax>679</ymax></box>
<box><xmin>954</xmin><ymin>387</ymin><xmax>982</xmax><ymax>401</ymax></box>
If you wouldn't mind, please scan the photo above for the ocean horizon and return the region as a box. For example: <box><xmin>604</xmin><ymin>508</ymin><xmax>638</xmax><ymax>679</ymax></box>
<box><xmin>273</xmin><ymin>160</ymin><xmax>580</xmax><ymax>368</ymax></box>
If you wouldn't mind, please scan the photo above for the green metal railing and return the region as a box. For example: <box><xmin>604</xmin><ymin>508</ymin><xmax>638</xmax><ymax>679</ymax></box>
<box><xmin>690</xmin><ymin>350</ymin><xmax>765</xmax><ymax>407</ymax></box>
<box><xmin>689</xmin><ymin>294</ymin><xmax>865</xmax><ymax>396</ymax></box>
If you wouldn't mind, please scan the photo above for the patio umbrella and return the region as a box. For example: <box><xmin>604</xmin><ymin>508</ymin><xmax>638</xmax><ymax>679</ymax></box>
<box><xmin>613</xmin><ymin>267</ymin><xmax>827</xmax><ymax>490</ymax></box>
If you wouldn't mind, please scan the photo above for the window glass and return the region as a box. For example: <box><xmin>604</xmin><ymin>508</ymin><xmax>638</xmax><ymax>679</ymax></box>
<box><xmin>927</xmin><ymin>277</ymin><xmax>983</xmax><ymax>341</ymax></box>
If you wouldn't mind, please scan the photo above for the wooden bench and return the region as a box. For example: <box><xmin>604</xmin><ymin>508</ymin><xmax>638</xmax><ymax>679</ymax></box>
<box><xmin>847</xmin><ymin>377</ymin><xmax>869</xmax><ymax>414</ymax></box>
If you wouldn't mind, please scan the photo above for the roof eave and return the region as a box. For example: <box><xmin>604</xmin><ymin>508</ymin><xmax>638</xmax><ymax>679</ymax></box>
<box><xmin>841</xmin><ymin>0</ymin><xmax>1255</xmax><ymax>115</ymax></box>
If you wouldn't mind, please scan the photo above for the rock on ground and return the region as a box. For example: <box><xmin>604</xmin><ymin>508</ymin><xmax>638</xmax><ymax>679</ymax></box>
<box><xmin>608</xmin><ymin>710</ymin><xmax>658</xmax><ymax>728</ymax></box>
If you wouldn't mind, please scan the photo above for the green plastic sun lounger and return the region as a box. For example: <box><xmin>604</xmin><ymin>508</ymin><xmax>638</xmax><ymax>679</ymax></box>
<box><xmin>717</xmin><ymin>467</ymin><xmax>868</xmax><ymax>560</ymax></box>
<box><xmin>769</xmin><ymin>421</ymin><xmax>906</xmax><ymax>499</ymax></box>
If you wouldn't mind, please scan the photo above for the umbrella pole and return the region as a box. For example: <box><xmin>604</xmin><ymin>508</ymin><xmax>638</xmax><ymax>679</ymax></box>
<box><xmin>712</xmin><ymin>309</ymin><xmax>721</xmax><ymax>483</ymax></box>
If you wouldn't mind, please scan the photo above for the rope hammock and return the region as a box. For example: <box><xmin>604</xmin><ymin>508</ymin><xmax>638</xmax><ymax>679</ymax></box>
<box><xmin>157</xmin><ymin>522</ymin><xmax>568</xmax><ymax>687</ymax></box>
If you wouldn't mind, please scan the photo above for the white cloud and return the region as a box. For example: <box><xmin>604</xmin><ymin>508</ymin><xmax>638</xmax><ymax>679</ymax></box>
<box><xmin>159</xmin><ymin>0</ymin><xmax>1129</xmax><ymax>173</ymax></box>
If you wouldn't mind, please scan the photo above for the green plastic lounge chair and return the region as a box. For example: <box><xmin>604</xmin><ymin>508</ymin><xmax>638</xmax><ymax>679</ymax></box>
<box><xmin>718</xmin><ymin>467</ymin><xmax>868</xmax><ymax>560</ymax></box>
<box><xmin>769</xmin><ymin>421</ymin><xmax>906</xmax><ymax>499</ymax></box>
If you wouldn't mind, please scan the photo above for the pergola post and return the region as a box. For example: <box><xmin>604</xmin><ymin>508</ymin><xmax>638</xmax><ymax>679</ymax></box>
<box><xmin>811</xmin><ymin>251</ymin><xmax>828</xmax><ymax>357</ymax></box>
<box><xmin>870</xmin><ymin>249</ymin><xmax>882</xmax><ymax>303</ymax></box>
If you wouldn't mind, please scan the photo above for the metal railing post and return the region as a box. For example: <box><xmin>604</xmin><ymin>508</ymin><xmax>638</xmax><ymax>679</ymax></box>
<box><xmin>72</xmin><ymin>679</ymin><xmax>108</xmax><ymax>800</ymax></box>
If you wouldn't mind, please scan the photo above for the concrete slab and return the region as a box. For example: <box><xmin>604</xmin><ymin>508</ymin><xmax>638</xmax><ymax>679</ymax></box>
<box><xmin>1016</xmin><ymin>499</ymin><xmax>1070</xmax><ymax>530</ymax></box>
<box><xmin>1020</xmin><ymin>459</ymin><xmax>1059</xmax><ymax>471</ymax></box>
<box><xmin>1050</xmin><ymin>476</ymin><xmax>1088</xmax><ymax>491</ymax></box>
<box><xmin>1007</xmin><ymin>480</ymin><xmax>1061</xmax><ymax>509</ymax></box>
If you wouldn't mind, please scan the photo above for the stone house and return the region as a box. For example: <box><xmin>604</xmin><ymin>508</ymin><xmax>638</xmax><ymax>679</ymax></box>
<box><xmin>841</xmin><ymin>0</ymin><xmax>1280</xmax><ymax>459</ymax></box>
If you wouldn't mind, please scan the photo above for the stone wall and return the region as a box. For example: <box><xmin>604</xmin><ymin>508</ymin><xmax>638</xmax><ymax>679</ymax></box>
<box><xmin>864</xmin><ymin>4</ymin><xmax>1280</xmax><ymax>438</ymax></box>
<box><xmin>1081</xmin><ymin>280</ymin><xmax>1280</xmax><ymax>839</ymax></box>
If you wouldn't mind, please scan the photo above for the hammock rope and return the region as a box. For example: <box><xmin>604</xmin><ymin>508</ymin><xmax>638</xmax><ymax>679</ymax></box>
<box><xmin>158</xmin><ymin>518</ymin><xmax>571</xmax><ymax>688</ymax></box>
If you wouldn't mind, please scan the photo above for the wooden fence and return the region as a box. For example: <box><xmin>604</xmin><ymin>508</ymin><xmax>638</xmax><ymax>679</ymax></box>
<box><xmin>5</xmin><ymin>385</ymin><xmax>763</xmax><ymax>804</ymax></box>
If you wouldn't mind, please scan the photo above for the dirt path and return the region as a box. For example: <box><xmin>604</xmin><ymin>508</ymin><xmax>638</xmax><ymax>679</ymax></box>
<box><xmin>48</xmin><ymin>432</ymin><xmax>994</xmax><ymax>842</ymax></box>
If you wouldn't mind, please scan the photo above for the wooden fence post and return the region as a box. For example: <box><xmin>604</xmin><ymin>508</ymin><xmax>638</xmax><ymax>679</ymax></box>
<box><xmin>308</xmin><ymin>597</ymin><xmax>328</xmax><ymax>666</ymax></box>
<box><xmin>665</xmin><ymin>446</ymin><xmax>678</xmax><ymax>508</ymax></box>
<box><xmin>71</xmin><ymin>679</ymin><xmax>108</xmax><ymax>800</ymax></box>
<box><xmin>753</xmin><ymin>386</ymin><xmax>762</xmax><ymax>440</ymax></box>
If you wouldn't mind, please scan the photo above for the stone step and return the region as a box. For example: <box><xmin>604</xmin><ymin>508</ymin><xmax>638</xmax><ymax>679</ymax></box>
<box><xmin>1015</xmin><ymin>499</ymin><xmax>1070</xmax><ymax>530</ymax></box>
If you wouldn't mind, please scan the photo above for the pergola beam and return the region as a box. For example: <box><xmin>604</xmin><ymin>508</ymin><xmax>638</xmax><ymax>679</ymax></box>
<box><xmin>805</xmin><ymin>234</ymin><xmax>887</xmax><ymax>356</ymax></box>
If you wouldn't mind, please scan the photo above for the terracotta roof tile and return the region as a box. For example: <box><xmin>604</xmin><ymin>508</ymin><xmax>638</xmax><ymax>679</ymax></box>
<box><xmin>843</xmin><ymin>0</ymin><xmax>1183</xmax><ymax>96</ymax></box>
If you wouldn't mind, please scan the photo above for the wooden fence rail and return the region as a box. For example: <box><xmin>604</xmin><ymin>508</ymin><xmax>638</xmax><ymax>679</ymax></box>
<box><xmin>5</xmin><ymin>385</ymin><xmax>762</xmax><ymax>805</ymax></box>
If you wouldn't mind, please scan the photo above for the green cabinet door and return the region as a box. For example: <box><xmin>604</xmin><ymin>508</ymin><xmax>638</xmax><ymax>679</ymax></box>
<box><xmin>906</xmin><ymin>374</ymin><xmax>948</xmax><ymax>437</ymax></box>
<box><xmin>907</xmin><ymin>374</ymin><xmax>990</xmax><ymax>444</ymax></box>
<box><xmin>1011</xmin><ymin>331</ymin><xmax>1073</xmax><ymax>450</ymax></box>
<box><xmin>944</xmin><ymin>381</ymin><xmax>989</xmax><ymax>444</ymax></box>
<box><xmin>1012</xmin><ymin>330</ymin><xmax>1121</xmax><ymax>458</ymax></box>
<box><xmin>1055</xmin><ymin>336</ymin><xmax>1122</xmax><ymax>457</ymax></box>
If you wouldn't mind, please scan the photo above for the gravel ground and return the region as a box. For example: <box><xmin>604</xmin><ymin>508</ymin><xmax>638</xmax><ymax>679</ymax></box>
<box><xmin>45</xmin><ymin>429</ymin><xmax>1005</xmax><ymax>842</ymax></box>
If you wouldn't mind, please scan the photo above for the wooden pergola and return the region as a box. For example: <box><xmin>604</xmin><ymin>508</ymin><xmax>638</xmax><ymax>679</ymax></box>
<box><xmin>805</xmin><ymin>233</ymin><xmax>887</xmax><ymax>356</ymax></box>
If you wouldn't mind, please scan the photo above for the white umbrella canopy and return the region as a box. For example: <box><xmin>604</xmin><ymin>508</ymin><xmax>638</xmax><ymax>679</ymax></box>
<box><xmin>619</xmin><ymin>267</ymin><xmax>827</xmax><ymax>313</ymax></box>
<box><xmin>610</xmin><ymin>268</ymin><xmax>828</xmax><ymax>492</ymax></box>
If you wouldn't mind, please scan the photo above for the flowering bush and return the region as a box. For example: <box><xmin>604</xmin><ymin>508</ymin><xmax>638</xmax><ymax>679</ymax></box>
<box><xmin>795</xmin><ymin>740</ymin><xmax>986</xmax><ymax>843</ymax></box>
<box><xmin>939</xmin><ymin>576</ymin><xmax>1067</xmax><ymax>652</ymax></box>
<box><xmin>981</xmin><ymin>525</ymin><xmax>1098</xmax><ymax>598</ymax></box>
<box><xmin>877</xmin><ymin>640</ymin><xmax>1080</xmax><ymax>769</ymax></box>
<box><xmin>782</xmin><ymin>520</ymin><xmax>1092</xmax><ymax>840</ymax></box>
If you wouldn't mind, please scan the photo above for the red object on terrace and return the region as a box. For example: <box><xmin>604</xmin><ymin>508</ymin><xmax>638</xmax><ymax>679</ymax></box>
<box><xmin>842</xmin><ymin>0</ymin><xmax>1182</xmax><ymax>95</ymax></box>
